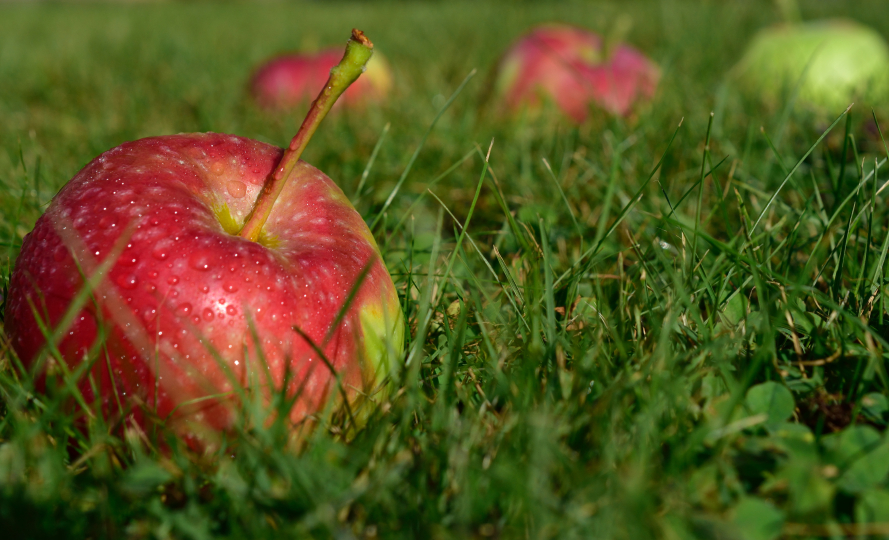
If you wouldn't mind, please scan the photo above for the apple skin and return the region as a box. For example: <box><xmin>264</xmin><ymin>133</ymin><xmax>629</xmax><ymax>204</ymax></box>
<box><xmin>493</xmin><ymin>24</ymin><xmax>660</xmax><ymax>123</ymax></box>
<box><xmin>251</xmin><ymin>48</ymin><xmax>393</xmax><ymax>110</ymax></box>
<box><xmin>733</xmin><ymin>19</ymin><xmax>889</xmax><ymax>114</ymax></box>
<box><xmin>4</xmin><ymin>132</ymin><xmax>403</xmax><ymax>447</ymax></box>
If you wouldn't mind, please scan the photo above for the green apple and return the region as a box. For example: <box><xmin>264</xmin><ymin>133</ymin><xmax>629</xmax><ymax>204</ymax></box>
<box><xmin>733</xmin><ymin>19</ymin><xmax>889</xmax><ymax>114</ymax></box>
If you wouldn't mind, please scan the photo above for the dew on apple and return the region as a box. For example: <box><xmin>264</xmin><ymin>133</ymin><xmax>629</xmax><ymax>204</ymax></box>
<box><xmin>116</xmin><ymin>275</ymin><xmax>138</xmax><ymax>290</ymax></box>
<box><xmin>226</xmin><ymin>180</ymin><xmax>247</xmax><ymax>198</ymax></box>
<box><xmin>189</xmin><ymin>251</ymin><xmax>212</xmax><ymax>271</ymax></box>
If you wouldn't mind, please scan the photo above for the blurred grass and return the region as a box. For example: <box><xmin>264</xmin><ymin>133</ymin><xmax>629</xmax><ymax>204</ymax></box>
<box><xmin>6</xmin><ymin>0</ymin><xmax>889</xmax><ymax>538</ymax></box>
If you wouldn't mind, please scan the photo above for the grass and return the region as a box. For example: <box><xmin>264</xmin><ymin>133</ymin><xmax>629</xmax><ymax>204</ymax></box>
<box><xmin>4</xmin><ymin>0</ymin><xmax>889</xmax><ymax>538</ymax></box>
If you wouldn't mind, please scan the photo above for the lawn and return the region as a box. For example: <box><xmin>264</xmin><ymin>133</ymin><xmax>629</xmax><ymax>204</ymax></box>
<box><xmin>3</xmin><ymin>0</ymin><xmax>889</xmax><ymax>538</ymax></box>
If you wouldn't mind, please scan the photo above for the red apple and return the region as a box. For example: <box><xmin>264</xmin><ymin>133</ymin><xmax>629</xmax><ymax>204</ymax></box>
<box><xmin>493</xmin><ymin>23</ymin><xmax>660</xmax><ymax>123</ymax></box>
<box><xmin>251</xmin><ymin>47</ymin><xmax>393</xmax><ymax>110</ymax></box>
<box><xmin>4</xmin><ymin>30</ymin><xmax>403</xmax><ymax>449</ymax></box>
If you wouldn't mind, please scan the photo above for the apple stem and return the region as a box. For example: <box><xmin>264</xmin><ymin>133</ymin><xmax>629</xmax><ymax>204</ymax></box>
<box><xmin>239</xmin><ymin>29</ymin><xmax>374</xmax><ymax>242</ymax></box>
<box><xmin>775</xmin><ymin>0</ymin><xmax>801</xmax><ymax>23</ymax></box>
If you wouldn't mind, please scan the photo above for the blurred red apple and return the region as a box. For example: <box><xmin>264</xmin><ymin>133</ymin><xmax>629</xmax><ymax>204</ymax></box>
<box><xmin>252</xmin><ymin>47</ymin><xmax>393</xmax><ymax>110</ymax></box>
<box><xmin>4</xmin><ymin>30</ymin><xmax>403</xmax><ymax>449</ymax></box>
<box><xmin>493</xmin><ymin>23</ymin><xmax>660</xmax><ymax>123</ymax></box>
<box><xmin>733</xmin><ymin>19</ymin><xmax>889</xmax><ymax>115</ymax></box>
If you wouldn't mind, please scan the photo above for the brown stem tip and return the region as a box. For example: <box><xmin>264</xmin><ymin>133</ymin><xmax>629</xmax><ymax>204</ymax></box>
<box><xmin>351</xmin><ymin>28</ymin><xmax>373</xmax><ymax>49</ymax></box>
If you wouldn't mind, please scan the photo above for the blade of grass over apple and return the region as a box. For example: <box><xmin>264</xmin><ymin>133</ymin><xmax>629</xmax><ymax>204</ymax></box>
<box><xmin>29</xmin><ymin>219</ymin><xmax>136</xmax><ymax>381</ymax></box>
<box><xmin>239</xmin><ymin>29</ymin><xmax>374</xmax><ymax>242</ymax></box>
<box><xmin>321</xmin><ymin>256</ymin><xmax>377</xmax><ymax>347</ymax></box>
<box><xmin>290</xmin><ymin>325</ymin><xmax>357</xmax><ymax>430</ymax></box>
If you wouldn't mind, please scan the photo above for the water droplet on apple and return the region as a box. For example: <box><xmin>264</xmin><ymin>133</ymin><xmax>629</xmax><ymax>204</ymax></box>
<box><xmin>116</xmin><ymin>274</ymin><xmax>138</xmax><ymax>290</ymax></box>
<box><xmin>211</xmin><ymin>161</ymin><xmax>225</xmax><ymax>175</ymax></box>
<box><xmin>176</xmin><ymin>303</ymin><xmax>192</xmax><ymax>317</ymax></box>
<box><xmin>203</xmin><ymin>308</ymin><xmax>215</xmax><ymax>321</ymax></box>
<box><xmin>142</xmin><ymin>307</ymin><xmax>157</xmax><ymax>323</ymax></box>
<box><xmin>152</xmin><ymin>243</ymin><xmax>171</xmax><ymax>260</ymax></box>
<box><xmin>223</xmin><ymin>283</ymin><xmax>238</xmax><ymax>293</ymax></box>
<box><xmin>167</xmin><ymin>275</ymin><xmax>179</xmax><ymax>285</ymax></box>
<box><xmin>119</xmin><ymin>255</ymin><xmax>138</xmax><ymax>266</ymax></box>
<box><xmin>226</xmin><ymin>305</ymin><xmax>237</xmax><ymax>316</ymax></box>
<box><xmin>226</xmin><ymin>180</ymin><xmax>246</xmax><ymax>199</ymax></box>
<box><xmin>189</xmin><ymin>251</ymin><xmax>212</xmax><ymax>271</ymax></box>
<box><xmin>200</xmin><ymin>285</ymin><xmax>210</xmax><ymax>294</ymax></box>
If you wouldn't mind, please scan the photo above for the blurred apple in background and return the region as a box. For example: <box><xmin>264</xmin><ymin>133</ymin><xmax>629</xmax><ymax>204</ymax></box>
<box><xmin>492</xmin><ymin>23</ymin><xmax>660</xmax><ymax>123</ymax></box>
<box><xmin>732</xmin><ymin>19</ymin><xmax>889</xmax><ymax>115</ymax></box>
<box><xmin>252</xmin><ymin>47</ymin><xmax>393</xmax><ymax>110</ymax></box>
